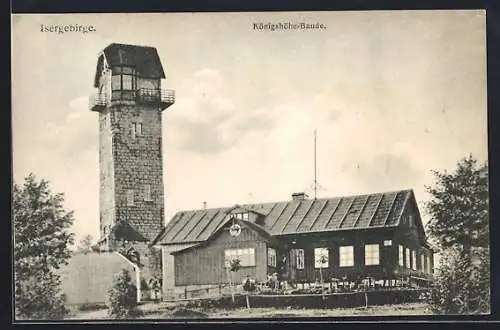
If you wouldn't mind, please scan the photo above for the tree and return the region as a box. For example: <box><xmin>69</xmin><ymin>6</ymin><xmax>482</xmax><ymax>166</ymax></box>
<box><xmin>425</xmin><ymin>155</ymin><xmax>489</xmax><ymax>314</ymax></box>
<box><xmin>76</xmin><ymin>235</ymin><xmax>94</xmax><ymax>254</ymax></box>
<box><xmin>106</xmin><ymin>269</ymin><xmax>140</xmax><ymax>319</ymax></box>
<box><xmin>13</xmin><ymin>174</ymin><xmax>75</xmax><ymax>319</ymax></box>
<box><xmin>425</xmin><ymin>154</ymin><xmax>488</xmax><ymax>253</ymax></box>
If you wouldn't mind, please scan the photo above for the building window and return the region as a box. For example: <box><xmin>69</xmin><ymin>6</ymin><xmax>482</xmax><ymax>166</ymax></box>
<box><xmin>421</xmin><ymin>254</ymin><xmax>425</xmax><ymax>272</ymax></box>
<box><xmin>111</xmin><ymin>66</ymin><xmax>136</xmax><ymax>91</ymax></box>
<box><xmin>144</xmin><ymin>184</ymin><xmax>152</xmax><ymax>201</ymax></box>
<box><xmin>399</xmin><ymin>245</ymin><xmax>404</xmax><ymax>266</ymax></box>
<box><xmin>384</xmin><ymin>240</ymin><xmax>392</xmax><ymax>246</ymax></box>
<box><xmin>364</xmin><ymin>244</ymin><xmax>380</xmax><ymax>266</ymax></box>
<box><xmin>294</xmin><ymin>249</ymin><xmax>305</xmax><ymax>269</ymax></box>
<box><xmin>227</xmin><ymin>212</ymin><xmax>249</xmax><ymax>222</ymax></box>
<box><xmin>268</xmin><ymin>248</ymin><xmax>277</xmax><ymax>267</ymax></box>
<box><xmin>428</xmin><ymin>255</ymin><xmax>433</xmax><ymax>274</ymax></box>
<box><xmin>131</xmin><ymin>122</ymin><xmax>143</xmax><ymax>138</ymax></box>
<box><xmin>314</xmin><ymin>248</ymin><xmax>329</xmax><ymax>268</ymax></box>
<box><xmin>406</xmin><ymin>248</ymin><xmax>411</xmax><ymax>268</ymax></box>
<box><xmin>409</xmin><ymin>214</ymin><xmax>415</xmax><ymax>227</ymax></box>
<box><xmin>224</xmin><ymin>248</ymin><xmax>255</xmax><ymax>267</ymax></box>
<box><xmin>126</xmin><ymin>189</ymin><xmax>134</xmax><ymax>206</ymax></box>
<box><xmin>412</xmin><ymin>250</ymin><xmax>417</xmax><ymax>270</ymax></box>
<box><xmin>339</xmin><ymin>246</ymin><xmax>354</xmax><ymax>267</ymax></box>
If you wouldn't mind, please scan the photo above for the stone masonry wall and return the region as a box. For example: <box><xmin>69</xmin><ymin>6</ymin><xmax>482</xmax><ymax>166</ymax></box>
<box><xmin>109</xmin><ymin>102</ymin><xmax>165</xmax><ymax>242</ymax></box>
<box><xmin>99</xmin><ymin>108</ymin><xmax>115</xmax><ymax>242</ymax></box>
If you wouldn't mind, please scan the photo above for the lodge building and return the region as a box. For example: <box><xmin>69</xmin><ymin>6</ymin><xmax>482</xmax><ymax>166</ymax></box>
<box><xmin>87</xmin><ymin>43</ymin><xmax>434</xmax><ymax>303</ymax></box>
<box><xmin>152</xmin><ymin>190</ymin><xmax>435</xmax><ymax>298</ymax></box>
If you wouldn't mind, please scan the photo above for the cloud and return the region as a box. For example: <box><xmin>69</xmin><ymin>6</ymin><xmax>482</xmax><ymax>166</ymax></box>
<box><xmin>166</xmin><ymin>68</ymin><xmax>277</xmax><ymax>154</ymax></box>
<box><xmin>41</xmin><ymin>96</ymin><xmax>98</xmax><ymax>161</ymax></box>
<box><xmin>352</xmin><ymin>153</ymin><xmax>423</xmax><ymax>192</ymax></box>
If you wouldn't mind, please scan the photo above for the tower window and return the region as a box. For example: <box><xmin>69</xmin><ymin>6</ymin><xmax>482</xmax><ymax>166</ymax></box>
<box><xmin>412</xmin><ymin>250</ymin><xmax>417</xmax><ymax>270</ymax></box>
<box><xmin>126</xmin><ymin>189</ymin><xmax>135</xmax><ymax>206</ymax></box>
<box><xmin>111</xmin><ymin>66</ymin><xmax>136</xmax><ymax>101</ymax></box>
<box><xmin>406</xmin><ymin>248</ymin><xmax>411</xmax><ymax>269</ymax></box>
<box><xmin>144</xmin><ymin>184</ymin><xmax>152</xmax><ymax>201</ymax></box>
<box><xmin>111</xmin><ymin>66</ymin><xmax>136</xmax><ymax>91</ymax></box>
<box><xmin>131</xmin><ymin>122</ymin><xmax>143</xmax><ymax>138</ymax></box>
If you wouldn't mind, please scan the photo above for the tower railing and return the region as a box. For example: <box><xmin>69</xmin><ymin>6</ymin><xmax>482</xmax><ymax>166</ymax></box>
<box><xmin>136</xmin><ymin>88</ymin><xmax>175</xmax><ymax>110</ymax></box>
<box><xmin>89</xmin><ymin>93</ymin><xmax>107</xmax><ymax>111</ymax></box>
<box><xmin>89</xmin><ymin>88</ymin><xmax>176</xmax><ymax>111</ymax></box>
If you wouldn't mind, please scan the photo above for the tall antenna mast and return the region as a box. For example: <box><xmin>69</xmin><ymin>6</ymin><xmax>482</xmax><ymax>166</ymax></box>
<box><xmin>306</xmin><ymin>129</ymin><xmax>326</xmax><ymax>199</ymax></box>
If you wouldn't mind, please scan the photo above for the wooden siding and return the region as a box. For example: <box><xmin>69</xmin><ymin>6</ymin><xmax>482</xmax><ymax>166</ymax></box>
<box><xmin>161</xmin><ymin>243</ymin><xmax>197</xmax><ymax>297</ymax></box>
<box><xmin>282</xmin><ymin>229</ymin><xmax>399</xmax><ymax>282</ymax></box>
<box><xmin>174</xmin><ymin>226</ymin><xmax>269</xmax><ymax>286</ymax></box>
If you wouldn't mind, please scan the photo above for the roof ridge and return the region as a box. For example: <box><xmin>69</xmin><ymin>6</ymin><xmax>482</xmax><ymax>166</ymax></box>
<box><xmin>107</xmin><ymin>42</ymin><xmax>158</xmax><ymax>50</ymax></box>
<box><xmin>181</xmin><ymin>189</ymin><xmax>414</xmax><ymax>212</ymax></box>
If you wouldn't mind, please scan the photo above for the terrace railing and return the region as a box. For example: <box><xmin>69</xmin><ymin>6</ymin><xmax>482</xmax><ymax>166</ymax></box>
<box><xmin>89</xmin><ymin>93</ymin><xmax>107</xmax><ymax>112</ymax></box>
<box><xmin>89</xmin><ymin>88</ymin><xmax>176</xmax><ymax>111</ymax></box>
<box><xmin>136</xmin><ymin>88</ymin><xmax>175</xmax><ymax>110</ymax></box>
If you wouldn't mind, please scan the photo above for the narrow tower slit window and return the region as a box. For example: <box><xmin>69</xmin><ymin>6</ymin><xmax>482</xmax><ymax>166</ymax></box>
<box><xmin>126</xmin><ymin>189</ymin><xmax>135</xmax><ymax>206</ymax></box>
<box><xmin>406</xmin><ymin>248</ymin><xmax>411</xmax><ymax>269</ymax></box>
<box><xmin>144</xmin><ymin>184</ymin><xmax>152</xmax><ymax>202</ymax></box>
<box><xmin>131</xmin><ymin>122</ymin><xmax>143</xmax><ymax>138</ymax></box>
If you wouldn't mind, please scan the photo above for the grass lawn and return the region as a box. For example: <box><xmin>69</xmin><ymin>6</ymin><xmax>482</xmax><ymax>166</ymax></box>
<box><xmin>67</xmin><ymin>302</ymin><xmax>432</xmax><ymax>320</ymax></box>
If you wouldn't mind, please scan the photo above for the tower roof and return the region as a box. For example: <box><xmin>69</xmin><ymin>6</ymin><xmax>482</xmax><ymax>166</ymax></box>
<box><xmin>93</xmin><ymin>43</ymin><xmax>166</xmax><ymax>87</ymax></box>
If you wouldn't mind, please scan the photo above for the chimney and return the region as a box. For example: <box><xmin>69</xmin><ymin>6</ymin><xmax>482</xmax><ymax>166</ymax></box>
<box><xmin>203</xmin><ymin>201</ymin><xmax>207</xmax><ymax>210</ymax></box>
<box><xmin>291</xmin><ymin>192</ymin><xmax>308</xmax><ymax>201</ymax></box>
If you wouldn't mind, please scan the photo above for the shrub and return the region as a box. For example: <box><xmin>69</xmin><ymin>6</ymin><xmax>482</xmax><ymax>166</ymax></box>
<box><xmin>106</xmin><ymin>269</ymin><xmax>140</xmax><ymax>319</ymax></box>
<box><xmin>428</xmin><ymin>248</ymin><xmax>490</xmax><ymax>314</ymax></box>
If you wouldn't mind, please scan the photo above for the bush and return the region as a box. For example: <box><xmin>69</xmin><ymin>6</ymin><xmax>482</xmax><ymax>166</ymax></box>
<box><xmin>428</xmin><ymin>248</ymin><xmax>490</xmax><ymax>314</ymax></box>
<box><xmin>106</xmin><ymin>269</ymin><xmax>140</xmax><ymax>319</ymax></box>
<box><xmin>15</xmin><ymin>272</ymin><xmax>68</xmax><ymax>320</ymax></box>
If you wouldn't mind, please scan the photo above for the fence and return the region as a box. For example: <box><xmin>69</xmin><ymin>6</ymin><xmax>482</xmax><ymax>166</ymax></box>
<box><xmin>177</xmin><ymin>288</ymin><xmax>429</xmax><ymax>310</ymax></box>
<box><xmin>166</xmin><ymin>284</ymin><xmax>238</xmax><ymax>301</ymax></box>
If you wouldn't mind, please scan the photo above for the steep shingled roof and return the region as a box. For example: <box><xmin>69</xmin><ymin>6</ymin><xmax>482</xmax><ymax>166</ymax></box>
<box><xmin>153</xmin><ymin>189</ymin><xmax>415</xmax><ymax>246</ymax></box>
<box><xmin>94</xmin><ymin>43</ymin><xmax>166</xmax><ymax>87</ymax></box>
<box><xmin>171</xmin><ymin>217</ymin><xmax>285</xmax><ymax>255</ymax></box>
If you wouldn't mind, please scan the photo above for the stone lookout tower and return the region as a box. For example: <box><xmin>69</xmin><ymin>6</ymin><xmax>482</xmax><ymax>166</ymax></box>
<box><xmin>89</xmin><ymin>43</ymin><xmax>174</xmax><ymax>277</ymax></box>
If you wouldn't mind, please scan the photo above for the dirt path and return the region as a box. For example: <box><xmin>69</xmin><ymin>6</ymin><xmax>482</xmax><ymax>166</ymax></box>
<box><xmin>67</xmin><ymin>302</ymin><xmax>431</xmax><ymax>320</ymax></box>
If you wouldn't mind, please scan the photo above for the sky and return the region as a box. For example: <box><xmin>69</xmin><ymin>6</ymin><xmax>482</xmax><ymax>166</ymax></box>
<box><xmin>12</xmin><ymin>11</ymin><xmax>487</xmax><ymax>247</ymax></box>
